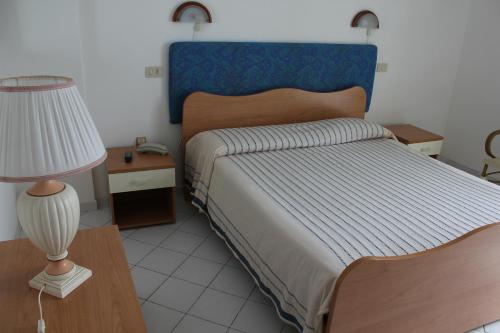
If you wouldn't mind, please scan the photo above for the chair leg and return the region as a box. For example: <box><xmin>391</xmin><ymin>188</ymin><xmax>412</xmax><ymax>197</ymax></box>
<box><xmin>481</xmin><ymin>164</ymin><xmax>489</xmax><ymax>179</ymax></box>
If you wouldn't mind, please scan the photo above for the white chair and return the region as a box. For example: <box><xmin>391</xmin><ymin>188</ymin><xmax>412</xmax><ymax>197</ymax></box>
<box><xmin>481</xmin><ymin>130</ymin><xmax>500</xmax><ymax>183</ymax></box>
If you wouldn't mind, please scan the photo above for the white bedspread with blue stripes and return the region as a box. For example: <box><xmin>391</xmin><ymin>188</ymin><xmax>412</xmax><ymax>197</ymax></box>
<box><xmin>185</xmin><ymin>118</ymin><xmax>500</xmax><ymax>333</ymax></box>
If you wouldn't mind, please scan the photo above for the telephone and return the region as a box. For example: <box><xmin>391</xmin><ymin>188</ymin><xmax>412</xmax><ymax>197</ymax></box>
<box><xmin>136</xmin><ymin>142</ymin><xmax>169</xmax><ymax>155</ymax></box>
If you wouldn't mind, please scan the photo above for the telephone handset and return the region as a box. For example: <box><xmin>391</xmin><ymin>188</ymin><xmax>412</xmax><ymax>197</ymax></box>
<box><xmin>136</xmin><ymin>142</ymin><xmax>169</xmax><ymax>155</ymax></box>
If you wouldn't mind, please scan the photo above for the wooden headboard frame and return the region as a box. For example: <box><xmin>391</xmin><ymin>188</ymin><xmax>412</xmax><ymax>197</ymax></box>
<box><xmin>181</xmin><ymin>86</ymin><xmax>366</xmax><ymax>146</ymax></box>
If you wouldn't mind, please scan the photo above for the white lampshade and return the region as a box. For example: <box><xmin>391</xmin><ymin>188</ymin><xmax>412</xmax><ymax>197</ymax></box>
<box><xmin>0</xmin><ymin>76</ymin><xmax>106</xmax><ymax>182</ymax></box>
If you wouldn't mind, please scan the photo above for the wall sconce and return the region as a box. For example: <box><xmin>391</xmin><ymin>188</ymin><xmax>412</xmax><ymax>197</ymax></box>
<box><xmin>351</xmin><ymin>10</ymin><xmax>379</xmax><ymax>41</ymax></box>
<box><xmin>172</xmin><ymin>1</ymin><xmax>212</xmax><ymax>37</ymax></box>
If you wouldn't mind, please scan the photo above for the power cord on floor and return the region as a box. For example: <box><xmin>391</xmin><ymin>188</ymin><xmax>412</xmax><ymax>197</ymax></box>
<box><xmin>37</xmin><ymin>285</ymin><xmax>46</xmax><ymax>333</ymax></box>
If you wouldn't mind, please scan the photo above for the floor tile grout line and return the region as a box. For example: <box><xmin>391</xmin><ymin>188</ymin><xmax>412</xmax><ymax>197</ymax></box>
<box><xmin>222</xmin><ymin>257</ymin><xmax>246</xmax><ymax>270</ymax></box>
<box><xmin>128</xmin><ymin>233</ymin><xmax>231</xmax><ymax>280</ymax></box>
<box><xmin>128</xmin><ymin>231</ymin><xmax>231</xmax><ymax>265</ymax></box>
<box><xmin>226</xmin><ymin>299</ymin><xmax>248</xmax><ymax>331</ymax></box>
<box><xmin>141</xmin><ymin>220</ymin><xmax>212</xmax><ymax>299</ymax></box>
<box><xmin>125</xmin><ymin>207</ymin><xmax>196</xmax><ymax>237</ymax></box>
<box><xmin>157</xmin><ymin>240</ymin><xmax>209</xmax><ymax>255</ymax></box>
<box><xmin>133</xmin><ymin>264</ymin><xmax>256</xmax><ymax>302</ymax></box>
<box><xmin>125</xmin><ymin>215</ymin><xmax>210</xmax><ymax>246</ymax></box>
<box><xmin>144</xmin><ymin>300</ymin><xmax>232</xmax><ymax>331</ymax></box>
<box><xmin>120</xmin><ymin>204</ymin><xmax>252</xmax><ymax>332</ymax></box>
<box><xmin>145</xmin><ymin>299</ymin><xmax>184</xmax><ymax>314</ymax></box>
<box><xmin>134</xmin><ymin>223</ymin><xmax>214</xmax><ymax>273</ymax></box>
<box><xmin>141</xmin><ymin>300</ymin><xmax>248</xmax><ymax>333</ymax></box>
<box><xmin>84</xmin><ymin>206</ymin><xmax>258</xmax><ymax>332</ymax></box>
<box><xmin>185</xmin><ymin>313</ymin><xmax>234</xmax><ymax>331</ymax></box>
<box><xmin>134</xmin><ymin>232</ymin><xmax>193</xmax><ymax>282</ymax></box>
<box><xmin>91</xmin><ymin>199</ymin><xmax>292</xmax><ymax>327</ymax></box>
<box><xmin>206</xmin><ymin>285</ymin><xmax>253</xmax><ymax>300</ymax></box>
<box><xmin>130</xmin><ymin>211</ymin><xmax>254</xmax><ymax>331</ymax></box>
<box><xmin>170</xmin><ymin>252</ymin><xmax>230</xmax><ymax>332</ymax></box>
<box><xmin>166</xmin><ymin>232</ymin><xmax>231</xmax><ymax>332</ymax></box>
<box><xmin>227</xmin><ymin>277</ymin><xmax>257</xmax><ymax>331</ymax></box>
<box><xmin>125</xmin><ymin>211</ymin><xmax>203</xmax><ymax>268</ymax></box>
<box><xmin>128</xmin><ymin>240</ymin><xmax>162</xmax><ymax>267</ymax></box>
<box><xmin>84</xmin><ymin>212</ymin><xmax>244</xmax><ymax>275</ymax></box>
<box><xmin>190</xmin><ymin>210</ymin><xmax>275</xmax><ymax>332</ymax></box>
<box><xmin>129</xmin><ymin>231</ymin><xmax>211</xmax><ymax>252</ymax></box>
<box><xmin>131</xmin><ymin>261</ymin><xmax>256</xmax><ymax>302</ymax></box>
<box><xmin>135</xmin><ymin>259</ymin><xmax>180</xmax><ymax>302</ymax></box>
<box><xmin>126</xmin><ymin>215</ymin><xmax>188</xmax><ymax>241</ymax></box>
<box><xmin>128</xmin><ymin>228</ymin><xmax>178</xmax><ymax>249</ymax></box>
<box><xmin>154</xmin><ymin>231</ymin><xmax>218</xmax><ymax>332</ymax></box>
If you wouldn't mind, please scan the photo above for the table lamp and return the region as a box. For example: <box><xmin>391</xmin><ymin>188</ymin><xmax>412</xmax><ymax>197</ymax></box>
<box><xmin>0</xmin><ymin>76</ymin><xmax>107</xmax><ymax>298</ymax></box>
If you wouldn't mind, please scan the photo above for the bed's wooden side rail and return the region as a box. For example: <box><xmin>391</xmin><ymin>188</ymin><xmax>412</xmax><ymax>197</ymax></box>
<box><xmin>326</xmin><ymin>223</ymin><xmax>500</xmax><ymax>333</ymax></box>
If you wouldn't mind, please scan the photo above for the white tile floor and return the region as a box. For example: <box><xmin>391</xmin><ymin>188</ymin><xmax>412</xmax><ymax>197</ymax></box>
<box><xmin>76</xmin><ymin>192</ymin><xmax>297</xmax><ymax>333</ymax></box>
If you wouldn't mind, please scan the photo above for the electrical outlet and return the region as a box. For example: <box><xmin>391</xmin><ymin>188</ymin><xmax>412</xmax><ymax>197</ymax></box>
<box><xmin>145</xmin><ymin>66</ymin><xmax>163</xmax><ymax>78</ymax></box>
<box><xmin>376</xmin><ymin>63</ymin><xmax>389</xmax><ymax>73</ymax></box>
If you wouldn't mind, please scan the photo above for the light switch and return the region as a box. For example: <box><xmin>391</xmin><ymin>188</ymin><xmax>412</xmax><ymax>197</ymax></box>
<box><xmin>376</xmin><ymin>63</ymin><xmax>388</xmax><ymax>73</ymax></box>
<box><xmin>145</xmin><ymin>66</ymin><xmax>163</xmax><ymax>78</ymax></box>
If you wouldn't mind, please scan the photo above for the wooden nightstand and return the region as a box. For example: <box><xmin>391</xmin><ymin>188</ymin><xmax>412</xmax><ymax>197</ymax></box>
<box><xmin>106</xmin><ymin>146</ymin><xmax>176</xmax><ymax>229</ymax></box>
<box><xmin>385</xmin><ymin>124</ymin><xmax>444</xmax><ymax>158</ymax></box>
<box><xmin>0</xmin><ymin>226</ymin><xmax>146</xmax><ymax>332</ymax></box>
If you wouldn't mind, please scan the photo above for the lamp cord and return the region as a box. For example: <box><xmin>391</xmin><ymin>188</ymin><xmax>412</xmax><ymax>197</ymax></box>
<box><xmin>37</xmin><ymin>285</ymin><xmax>46</xmax><ymax>333</ymax></box>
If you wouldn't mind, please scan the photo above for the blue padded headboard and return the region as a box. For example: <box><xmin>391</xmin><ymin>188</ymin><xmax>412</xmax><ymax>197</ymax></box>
<box><xmin>169</xmin><ymin>42</ymin><xmax>377</xmax><ymax>124</ymax></box>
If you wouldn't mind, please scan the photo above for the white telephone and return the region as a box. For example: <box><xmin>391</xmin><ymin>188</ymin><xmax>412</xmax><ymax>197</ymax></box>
<box><xmin>136</xmin><ymin>142</ymin><xmax>169</xmax><ymax>155</ymax></box>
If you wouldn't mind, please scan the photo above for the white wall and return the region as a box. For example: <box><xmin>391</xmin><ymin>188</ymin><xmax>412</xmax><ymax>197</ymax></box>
<box><xmin>0</xmin><ymin>183</ymin><xmax>17</xmax><ymax>241</ymax></box>
<box><xmin>78</xmin><ymin>0</ymin><xmax>470</xmax><ymax>145</ymax></box>
<box><xmin>0</xmin><ymin>0</ymin><xmax>97</xmax><ymax>209</ymax></box>
<box><xmin>2</xmin><ymin>0</ymin><xmax>472</xmax><ymax>203</ymax></box>
<box><xmin>76</xmin><ymin>0</ymin><xmax>470</xmax><ymax>202</ymax></box>
<box><xmin>442</xmin><ymin>0</ymin><xmax>500</xmax><ymax>172</ymax></box>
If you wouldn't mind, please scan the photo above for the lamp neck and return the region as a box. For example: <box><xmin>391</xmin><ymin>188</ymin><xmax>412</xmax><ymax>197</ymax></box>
<box><xmin>27</xmin><ymin>180</ymin><xmax>65</xmax><ymax>197</ymax></box>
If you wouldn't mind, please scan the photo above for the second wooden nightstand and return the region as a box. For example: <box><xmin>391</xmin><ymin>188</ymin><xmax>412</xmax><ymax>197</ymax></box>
<box><xmin>106</xmin><ymin>147</ymin><xmax>176</xmax><ymax>229</ymax></box>
<box><xmin>385</xmin><ymin>124</ymin><xmax>444</xmax><ymax>158</ymax></box>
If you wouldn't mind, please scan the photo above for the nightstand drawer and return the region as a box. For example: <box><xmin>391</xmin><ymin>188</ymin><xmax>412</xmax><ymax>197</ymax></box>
<box><xmin>109</xmin><ymin>169</ymin><xmax>175</xmax><ymax>193</ymax></box>
<box><xmin>407</xmin><ymin>140</ymin><xmax>443</xmax><ymax>156</ymax></box>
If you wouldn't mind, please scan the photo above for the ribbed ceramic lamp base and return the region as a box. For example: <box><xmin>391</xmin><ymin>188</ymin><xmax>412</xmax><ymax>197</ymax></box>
<box><xmin>17</xmin><ymin>182</ymin><xmax>92</xmax><ymax>298</ymax></box>
<box><xmin>29</xmin><ymin>265</ymin><xmax>92</xmax><ymax>298</ymax></box>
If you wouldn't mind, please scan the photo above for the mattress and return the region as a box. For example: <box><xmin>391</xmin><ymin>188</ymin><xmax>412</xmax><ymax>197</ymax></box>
<box><xmin>185</xmin><ymin>118</ymin><xmax>500</xmax><ymax>333</ymax></box>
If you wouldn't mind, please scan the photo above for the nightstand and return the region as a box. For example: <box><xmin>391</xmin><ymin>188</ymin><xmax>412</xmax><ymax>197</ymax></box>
<box><xmin>106</xmin><ymin>146</ymin><xmax>176</xmax><ymax>229</ymax></box>
<box><xmin>385</xmin><ymin>124</ymin><xmax>444</xmax><ymax>158</ymax></box>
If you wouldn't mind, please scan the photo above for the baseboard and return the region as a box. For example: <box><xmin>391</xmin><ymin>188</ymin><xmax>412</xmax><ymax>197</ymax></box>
<box><xmin>95</xmin><ymin>197</ymin><xmax>110</xmax><ymax>209</ymax></box>
<box><xmin>80</xmin><ymin>200</ymin><xmax>98</xmax><ymax>213</ymax></box>
<box><xmin>438</xmin><ymin>156</ymin><xmax>481</xmax><ymax>177</ymax></box>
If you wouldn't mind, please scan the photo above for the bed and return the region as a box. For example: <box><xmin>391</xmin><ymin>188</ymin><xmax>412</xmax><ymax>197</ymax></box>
<box><xmin>181</xmin><ymin>87</ymin><xmax>500</xmax><ymax>333</ymax></box>
<box><xmin>169</xmin><ymin>42</ymin><xmax>500</xmax><ymax>333</ymax></box>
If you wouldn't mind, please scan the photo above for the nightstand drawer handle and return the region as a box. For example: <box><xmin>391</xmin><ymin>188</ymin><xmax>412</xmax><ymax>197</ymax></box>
<box><xmin>129</xmin><ymin>178</ymin><xmax>151</xmax><ymax>186</ymax></box>
<box><xmin>420</xmin><ymin>146</ymin><xmax>431</xmax><ymax>153</ymax></box>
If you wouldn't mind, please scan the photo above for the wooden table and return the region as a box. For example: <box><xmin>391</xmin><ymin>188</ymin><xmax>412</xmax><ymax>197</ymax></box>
<box><xmin>0</xmin><ymin>226</ymin><xmax>146</xmax><ymax>333</ymax></box>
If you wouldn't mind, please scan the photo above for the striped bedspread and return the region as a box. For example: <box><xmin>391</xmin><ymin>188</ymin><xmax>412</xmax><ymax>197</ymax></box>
<box><xmin>185</xmin><ymin>118</ymin><xmax>500</xmax><ymax>333</ymax></box>
<box><xmin>185</xmin><ymin>118</ymin><xmax>394</xmax><ymax>208</ymax></box>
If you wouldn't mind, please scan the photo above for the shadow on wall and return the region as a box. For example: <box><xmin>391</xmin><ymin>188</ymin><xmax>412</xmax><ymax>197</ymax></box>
<box><xmin>0</xmin><ymin>183</ymin><xmax>18</xmax><ymax>241</ymax></box>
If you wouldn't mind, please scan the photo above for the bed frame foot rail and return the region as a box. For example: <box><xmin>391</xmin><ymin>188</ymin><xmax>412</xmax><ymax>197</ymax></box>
<box><xmin>326</xmin><ymin>223</ymin><xmax>500</xmax><ymax>333</ymax></box>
